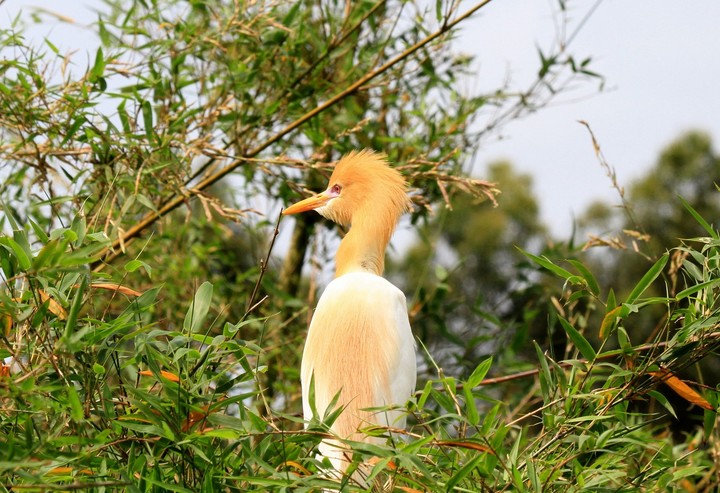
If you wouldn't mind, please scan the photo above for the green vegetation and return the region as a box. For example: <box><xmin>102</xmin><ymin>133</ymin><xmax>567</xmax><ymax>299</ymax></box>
<box><xmin>1</xmin><ymin>1</ymin><xmax>718</xmax><ymax>491</ymax></box>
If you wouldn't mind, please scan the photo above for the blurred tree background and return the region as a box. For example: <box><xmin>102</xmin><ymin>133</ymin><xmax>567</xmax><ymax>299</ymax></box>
<box><xmin>1</xmin><ymin>0</ymin><xmax>719</xmax><ymax>491</ymax></box>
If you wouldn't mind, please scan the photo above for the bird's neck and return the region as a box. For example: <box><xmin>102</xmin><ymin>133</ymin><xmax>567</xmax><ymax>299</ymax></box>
<box><xmin>334</xmin><ymin>221</ymin><xmax>391</xmax><ymax>277</ymax></box>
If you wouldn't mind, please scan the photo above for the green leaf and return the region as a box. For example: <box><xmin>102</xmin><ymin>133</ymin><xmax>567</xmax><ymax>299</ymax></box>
<box><xmin>142</xmin><ymin>99</ymin><xmax>154</xmax><ymax>141</ymax></box>
<box><xmin>44</xmin><ymin>37</ymin><xmax>60</xmax><ymax>55</ymax></box>
<box><xmin>567</xmin><ymin>259</ymin><xmax>600</xmax><ymax>296</ymax></box>
<box><xmin>28</xmin><ymin>218</ymin><xmax>49</xmax><ymax>243</ymax></box>
<box><xmin>91</xmin><ymin>47</ymin><xmax>105</xmax><ymax>80</ymax></box>
<box><xmin>606</xmin><ymin>288</ymin><xmax>616</xmax><ymax>311</ymax></box>
<box><xmin>648</xmin><ymin>389</ymin><xmax>677</xmax><ymax>419</ymax></box>
<box><xmin>33</xmin><ymin>238</ymin><xmax>68</xmax><ymax>270</ymax></box>
<box><xmin>466</xmin><ymin>356</ymin><xmax>492</xmax><ymax>389</ymax></box>
<box><xmin>184</xmin><ymin>282</ymin><xmax>214</xmax><ymax>333</ymax></box>
<box><xmin>521</xmin><ymin>250</ymin><xmax>574</xmax><ymax>280</ymax></box>
<box><xmin>63</xmin><ymin>275</ymin><xmax>88</xmax><ymax>343</ymax></box>
<box><xmin>626</xmin><ymin>253</ymin><xmax>668</xmax><ymax>304</ymax></box>
<box><xmin>559</xmin><ymin>317</ymin><xmax>596</xmax><ymax>360</ymax></box>
<box><xmin>282</xmin><ymin>2</ymin><xmax>300</xmax><ymax>26</ymax></box>
<box><xmin>675</xmin><ymin>279</ymin><xmax>720</xmax><ymax>300</ymax></box>
<box><xmin>66</xmin><ymin>385</ymin><xmax>85</xmax><ymax>422</ymax></box>
<box><xmin>678</xmin><ymin>195</ymin><xmax>718</xmax><ymax>239</ymax></box>
<box><xmin>125</xmin><ymin>259</ymin><xmax>152</xmax><ymax>276</ymax></box>
<box><xmin>446</xmin><ymin>455</ymin><xmax>483</xmax><ymax>491</ymax></box>
<box><xmin>703</xmin><ymin>391</ymin><xmax>718</xmax><ymax>441</ymax></box>
<box><xmin>463</xmin><ymin>385</ymin><xmax>480</xmax><ymax>426</ymax></box>
<box><xmin>417</xmin><ymin>379</ymin><xmax>433</xmax><ymax>410</ymax></box>
<box><xmin>70</xmin><ymin>214</ymin><xmax>87</xmax><ymax>246</ymax></box>
<box><xmin>0</xmin><ymin>236</ymin><xmax>32</xmax><ymax>271</ymax></box>
<box><xmin>534</xmin><ymin>341</ymin><xmax>552</xmax><ymax>400</ymax></box>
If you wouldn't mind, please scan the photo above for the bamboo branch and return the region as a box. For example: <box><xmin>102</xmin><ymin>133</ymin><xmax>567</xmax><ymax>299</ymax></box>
<box><xmin>90</xmin><ymin>0</ymin><xmax>495</xmax><ymax>271</ymax></box>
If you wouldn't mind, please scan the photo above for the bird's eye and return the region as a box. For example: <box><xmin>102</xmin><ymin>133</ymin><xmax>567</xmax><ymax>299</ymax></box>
<box><xmin>330</xmin><ymin>184</ymin><xmax>342</xmax><ymax>195</ymax></box>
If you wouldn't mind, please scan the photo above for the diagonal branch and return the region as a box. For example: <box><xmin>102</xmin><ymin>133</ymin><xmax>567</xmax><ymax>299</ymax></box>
<box><xmin>91</xmin><ymin>0</ymin><xmax>495</xmax><ymax>271</ymax></box>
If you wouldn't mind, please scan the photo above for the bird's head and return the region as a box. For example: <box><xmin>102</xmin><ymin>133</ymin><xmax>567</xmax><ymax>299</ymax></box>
<box><xmin>283</xmin><ymin>150</ymin><xmax>411</xmax><ymax>233</ymax></box>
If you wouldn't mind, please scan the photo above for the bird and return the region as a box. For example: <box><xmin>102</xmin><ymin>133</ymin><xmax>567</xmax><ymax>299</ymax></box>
<box><xmin>282</xmin><ymin>149</ymin><xmax>417</xmax><ymax>479</ymax></box>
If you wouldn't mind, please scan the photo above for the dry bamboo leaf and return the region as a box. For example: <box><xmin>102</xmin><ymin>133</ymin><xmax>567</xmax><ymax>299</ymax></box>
<box><xmin>118</xmin><ymin>415</ymin><xmax>152</xmax><ymax>423</ymax></box>
<box><xmin>182</xmin><ymin>402</ymin><xmax>219</xmax><ymax>432</ymax></box>
<box><xmin>281</xmin><ymin>460</ymin><xmax>311</xmax><ymax>476</ymax></box>
<box><xmin>91</xmin><ymin>282</ymin><xmax>142</xmax><ymax>297</ymax></box>
<box><xmin>599</xmin><ymin>306</ymin><xmax>622</xmax><ymax>339</ymax></box>
<box><xmin>366</xmin><ymin>456</ymin><xmax>398</xmax><ymax>470</ymax></box>
<box><xmin>138</xmin><ymin>370</ymin><xmax>180</xmax><ymax>382</ymax></box>
<box><xmin>434</xmin><ymin>440</ymin><xmax>494</xmax><ymax>454</ymax></box>
<box><xmin>651</xmin><ymin>369</ymin><xmax>715</xmax><ymax>411</ymax></box>
<box><xmin>1</xmin><ymin>313</ymin><xmax>11</xmax><ymax>336</ymax></box>
<box><xmin>38</xmin><ymin>290</ymin><xmax>67</xmax><ymax>320</ymax></box>
<box><xmin>397</xmin><ymin>488</ymin><xmax>425</xmax><ymax>493</ymax></box>
<box><xmin>47</xmin><ymin>466</ymin><xmax>94</xmax><ymax>475</ymax></box>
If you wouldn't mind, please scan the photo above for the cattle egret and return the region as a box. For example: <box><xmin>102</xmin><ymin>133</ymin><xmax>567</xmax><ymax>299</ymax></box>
<box><xmin>283</xmin><ymin>150</ymin><xmax>417</xmax><ymax>478</ymax></box>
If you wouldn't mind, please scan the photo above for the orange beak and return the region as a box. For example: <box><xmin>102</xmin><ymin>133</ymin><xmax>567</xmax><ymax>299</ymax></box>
<box><xmin>282</xmin><ymin>192</ymin><xmax>333</xmax><ymax>215</ymax></box>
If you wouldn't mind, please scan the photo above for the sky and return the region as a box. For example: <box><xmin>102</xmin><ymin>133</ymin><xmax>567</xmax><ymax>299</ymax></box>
<box><xmin>3</xmin><ymin>0</ymin><xmax>719</xmax><ymax>238</ymax></box>
<box><xmin>462</xmin><ymin>0</ymin><xmax>720</xmax><ymax>236</ymax></box>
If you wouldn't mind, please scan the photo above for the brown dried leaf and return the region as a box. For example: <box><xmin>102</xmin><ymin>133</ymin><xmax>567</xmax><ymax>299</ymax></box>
<box><xmin>434</xmin><ymin>440</ymin><xmax>494</xmax><ymax>454</ymax></box>
<box><xmin>281</xmin><ymin>460</ymin><xmax>311</xmax><ymax>476</ymax></box>
<box><xmin>651</xmin><ymin>369</ymin><xmax>715</xmax><ymax>411</ymax></box>
<box><xmin>138</xmin><ymin>370</ymin><xmax>180</xmax><ymax>383</ymax></box>
<box><xmin>38</xmin><ymin>290</ymin><xmax>67</xmax><ymax>320</ymax></box>
<box><xmin>91</xmin><ymin>282</ymin><xmax>142</xmax><ymax>297</ymax></box>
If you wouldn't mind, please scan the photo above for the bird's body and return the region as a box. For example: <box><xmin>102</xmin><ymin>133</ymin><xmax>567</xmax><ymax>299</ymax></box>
<box><xmin>301</xmin><ymin>272</ymin><xmax>415</xmax><ymax>451</ymax></box>
<box><xmin>283</xmin><ymin>150</ymin><xmax>416</xmax><ymax>474</ymax></box>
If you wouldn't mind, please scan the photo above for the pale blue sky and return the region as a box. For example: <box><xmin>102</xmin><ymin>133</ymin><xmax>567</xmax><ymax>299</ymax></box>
<box><xmin>464</xmin><ymin>0</ymin><xmax>720</xmax><ymax>236</ymax></box>
<box><xmin>3</xmin><ymin>0</ymin><xmax>719</xmax><ymax>238</ymax></box>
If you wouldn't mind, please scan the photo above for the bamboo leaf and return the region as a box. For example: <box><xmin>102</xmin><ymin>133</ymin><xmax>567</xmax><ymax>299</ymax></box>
<box><xmin>38</xmin><ymin>290</ymin><xmax>67</xmax><ymax>320</ymax></box>
<box><xmin>559</xmin><ymin>317</ymin><xmax>596</xmax><ymax>360</ymax></box>
<box><xmin>184</xmin><ymin>282</ymin><xmax>214</xmax><ymax>333</ymax></box>
<box><xmin>567</xmin><ymin>259</ymin><xmax>600</xmax><ymax>296</ymax></box>
<box><xmin>522</xmin><ymin>250</ymin><xmax>575</xmax><ymax>280</ymax></box>
<box><xmin>651</xmin><ymin>369</ymin><xmax>714</xmax><ymax>411</ymax></box>
<box><xmin>66</xmin><ymin>385</ymin><xmax>85</xmax><ymax>422</ymax></box>
<box><xmin>463</xmin><ymin>385</ymin><xmax>480</xmax><ymax>426</ymax></box>
<box><xmin>678</xmin><ymin>195</ymin><xmax>718</xmax><ymax>239</ymax></box>
<box><xmin>534</xmin><ymin>341</ymin><xmax>552</xmax><ymax>399</ymax></box>
<box><xmin>626</xmin><ymin>253</ymin><xmax>668</xmax><ymax>304</ymax></box>
<box><xmin>675</xmin><ymin>279</ymin><xmax>720</xmax><ymax>301</ymax></box>
<box><xmin>466</xmin><ymin>356</ymin><xmax>492</xmax><ymax>389</ymax></box>
<box><xmin>139</xmin><ymin>369</ymin><xmax>181</xmax><ymax>383</ymax></box>
<box><xmin>599</xmin><ymin>306</ymin><xmax>622</xmax><ymax>339</ymax></box>
<box><xmin>445</xmin><ymin>455</ymin><xmax>483</xmax><ymax>491</ymax></box>
<box><xmin>63</xmin><ymin>275</ymin><xmax>87</xmax><ymax>343</ymax></box>
<box><xmin>142</xmin><ymin>99</ymin><xmax>154</xmax><ymax>141</ymax></box>
<box><xmin>647</xmin><ymin>390</ymin><xmax>677</xmax><ymax>419</ymax></box>
<box><xmin>0</xmin><ymin>236</ymin><xmax>31</xmax><ymax>271</ymax></box>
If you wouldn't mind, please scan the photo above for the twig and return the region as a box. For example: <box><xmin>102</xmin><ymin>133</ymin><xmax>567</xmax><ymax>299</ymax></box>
<box><xmin>242</xmin><ymin>211</ymin><xmax>283</xmax><ymax>321</ymax></box>
<box><xmin>578</xmin><ymin>120</ymin><xmax>643</xmax><ymax>234</ymax></box>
